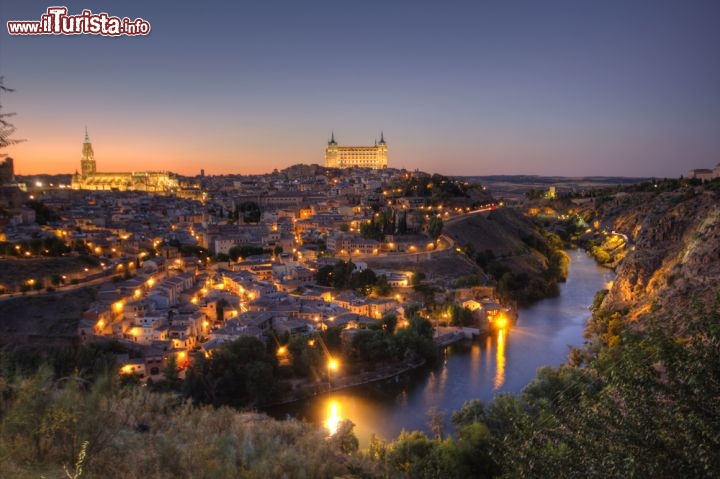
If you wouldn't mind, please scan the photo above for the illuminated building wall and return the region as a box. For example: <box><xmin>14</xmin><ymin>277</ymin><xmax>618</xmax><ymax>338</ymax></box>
<box><xmin>325</xmin><ymin>132</ymin><xmax>388</xmax><ymax>169</ymax></box>
<box><xmin>72</xmin><ymin>129</ymin><xmax>178</xmax><ymax>192</ymax></box>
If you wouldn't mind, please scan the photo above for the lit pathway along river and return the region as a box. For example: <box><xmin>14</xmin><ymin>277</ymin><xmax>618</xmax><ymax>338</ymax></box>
<box><xmin>269</xmin><ymin>250</ymin><xmax>613</xmax><ymax>444</ymax></box>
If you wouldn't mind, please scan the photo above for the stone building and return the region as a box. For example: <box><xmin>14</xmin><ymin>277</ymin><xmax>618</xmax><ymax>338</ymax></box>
<box><xmin>325</xmin><ymin>132</ymin><xmax>388</xmax><ymax>169</ymax></box>
<box><xmin>71</xmin><ymin>129</ymin><xmax>178</xmax><ymax>192</ymax></box>
<box><xmin>0</xmin><ymin>157</ymin><xmax>15</xmax><ymax>185</ymax></box>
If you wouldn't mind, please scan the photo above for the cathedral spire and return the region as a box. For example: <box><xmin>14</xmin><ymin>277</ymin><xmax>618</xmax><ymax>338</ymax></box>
<box><xmin>81</xmin><ymin>127</ymin><xmax>96</xmax><ymax>177</ymax></box>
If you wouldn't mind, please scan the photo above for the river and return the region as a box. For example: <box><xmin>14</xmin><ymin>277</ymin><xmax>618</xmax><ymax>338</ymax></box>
<box><xmin>268</xmin><ymin>250</ymin><xmax>613</xmax><ymax>444</ymax></box>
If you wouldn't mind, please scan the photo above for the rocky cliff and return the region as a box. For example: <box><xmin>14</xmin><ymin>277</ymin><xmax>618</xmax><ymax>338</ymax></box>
<box><xmin>586</xmin><ymin>186</ymin><xmax>720</xmax><ymax>332</ymax></box>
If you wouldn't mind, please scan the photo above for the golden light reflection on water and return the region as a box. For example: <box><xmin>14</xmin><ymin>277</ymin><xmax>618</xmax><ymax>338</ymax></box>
<box><xmin>485</xmin><ymin>334</ymin><xmax>492</xmax><ymax>376</ymax></box>
<box><xmin>469</xmin><ymin>343</ymin><xmax>480</xmax><ymax>384</ymax></box>
<box><xmin>324</xmin><ymin>400</ymin><xmax>341</xmax><ymax>436</ymax></box>
<box><xmin>318</xmin><ymin>394</ymin><xmax>377</xmax><ymax>445</ymax></box>
<box><xmin>437</xmin><ymin>352</ymin><xmax>449</xmax><ymax>396</ymax></box>
<box><xmin>494</xmin><ymin>328</ymin><xmax>506</xmax><ymax>390</ymax></box>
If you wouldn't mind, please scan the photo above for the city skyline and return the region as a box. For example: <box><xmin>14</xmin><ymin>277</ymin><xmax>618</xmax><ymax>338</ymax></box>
<box><xmin>2</xmin><ymin>0</ymin><xmax>719</xmax><ymax>177</ymax></box>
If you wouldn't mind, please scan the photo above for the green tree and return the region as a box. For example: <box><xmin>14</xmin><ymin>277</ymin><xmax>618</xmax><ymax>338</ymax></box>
<box><xmin>228</xmin><ymin>245</ymin><xmax>264</xmax><ymax>260</ymax></box>
<box><xmin>374</xmin><ymin>274</ymin><xmax>392</xmax><ymax>296</ymax></box>
<box><xmin>315</xmin><ymin>264</ymin><xmax>334</xmax><ymax>286</ymax></box>
<box><xmin>238</xmin><ymin>201</ymin><xmax>261</xmax><ymax>223</ymax></box>
<box><xmin>25</xmin><ymin>200</ymin><xmax>59</xmax><ymax>225</ymax></box>
<box><xmin>397</xmin><ymin>211</ymin><xmax>408</xmax><ymax>234</ymax></box>
<box><xmin>452</xmin><ymin>422</ymin><xmax>499</xmax><ymax>478</ymax></box>
<box><xmin>380</xmin><ymin>313</ymin><xmax>398</xmax><ymax>334</ymax></box>
<box><xmin>328</xmin><ymin>259</ymin><xmax>355</xmax><ymax>289</ymax></box>
<box><xmin>72</xmin><ymin>239</ymin><xmax>90</xmax><ymax>255</ymax></box>
<box><xmin>215</xmin><ymin>298</ymin><xmax>229</xmax><ymax>322</ymax></box>
<box><xmin>451</xmin><ymin>399</ymin><xmax>486</xmax><ymax>428</ymax></box>
<box><xmin>349</xmin><ymin>268</ymin><xmax>377</xmax><ymax>294</ymax></box>
<box><xmin>448</xmin><ymin>304</ymin><xmax>474</xmax><ymax>327</ymax></box>
<box><xmin>428</xmin><ymin>216</ymin><xmax>444</xmax><ymax>240</ymax></box>
<box><xmin>360</xmin><ymin>220</ymin><xmax>384</xmax><ymax>241</ymax></box>
<box><xmin>287</xmin><ymin>334</ymin><xmax>322</xmax><ymax>377</ymax></box>
<box><xmin>185</xmin><ymin>336</ymin><xmax>277</xmax><ymax>408</ymax></box>
<box><xmin>330</xmin><ymin>419</ymin><xmax>360</xmax><ymax>454</ymax></box>
<box><xmin>161</xmin><ymin>355</ymin><xmax>180</xmax><ymax>390</ymax></box>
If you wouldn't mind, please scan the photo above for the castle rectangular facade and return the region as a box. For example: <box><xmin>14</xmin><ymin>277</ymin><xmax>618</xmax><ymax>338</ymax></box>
<box><xmin>687</xmin><ymin>163</ymin><xmax>720</xmax><ymax>182</ymax></box>
<box><xmin>324</xmin><ymin>133</ymin><xmax>388</xmax><ymax>170</ymax></box>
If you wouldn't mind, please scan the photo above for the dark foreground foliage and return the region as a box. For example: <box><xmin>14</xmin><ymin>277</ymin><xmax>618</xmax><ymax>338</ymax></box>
<box><xmin>1</xmin><ymin>299</ymin><xmax>718</xmax><ymax>478</ymax></box>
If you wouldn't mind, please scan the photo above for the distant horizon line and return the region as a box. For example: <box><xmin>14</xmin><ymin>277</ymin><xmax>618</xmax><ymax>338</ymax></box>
<box><xmin>10</xmin><ymin>167</ymin><xmax>659</xmax><ymax>182</ymax></box>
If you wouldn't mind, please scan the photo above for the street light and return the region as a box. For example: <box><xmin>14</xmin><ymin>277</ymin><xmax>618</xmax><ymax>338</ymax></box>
<box><xmin>327</xmin><ymin>357</ymin><xmax>339</xmax><ymax>382</ymax></box>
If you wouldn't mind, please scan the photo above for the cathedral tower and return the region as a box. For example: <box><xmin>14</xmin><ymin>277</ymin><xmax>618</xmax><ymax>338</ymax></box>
<box><xmin>325</xmin><ymin>132</ymin><xmax>339</xmax><ymax>168</ymax></box>
<box><xmin>80</xmin><ymin>127</ymin><xmax>96</xmax><ymax>176</ymax></box>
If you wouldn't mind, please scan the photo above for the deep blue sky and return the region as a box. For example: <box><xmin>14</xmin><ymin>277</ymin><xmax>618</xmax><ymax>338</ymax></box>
<box><xmin>1</xmin><ymin>0</ymin><xmax>719</xmax><ymax>176</ymax></box>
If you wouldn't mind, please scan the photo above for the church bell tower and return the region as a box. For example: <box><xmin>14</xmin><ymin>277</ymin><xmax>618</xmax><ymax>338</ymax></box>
<box><xmin>81</xmin><ymin>127</ymin><xmax>96</xmax><ymax>176</ymax></box>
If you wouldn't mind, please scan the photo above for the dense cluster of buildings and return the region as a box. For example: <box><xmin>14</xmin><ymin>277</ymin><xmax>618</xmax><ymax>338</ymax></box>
<box><xmin>68</xmin><ymin>130</ymin><xmax>390</xmax><ymax>195</ymax></box>
<box><xmin>2</xmin><ymin>133</ymin><xmax>513</xmax><ymax>384</ymax></box>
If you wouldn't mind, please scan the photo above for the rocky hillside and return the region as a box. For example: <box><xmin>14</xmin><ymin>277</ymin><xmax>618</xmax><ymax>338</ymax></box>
<box><xmin>445</xmin><ymin>208</ymin><xmax>551</xmax><ymax>275</ymax></box>
<box><xmin>0</xmin><ymin>287</ymin><xmax>96</xmax><ymax>345</ymax></box>
<box><xmin>583</xmin><ymin>186</ymin><xmax>720</xmax><ymax>331</ymax></box>
<box><xmin>444</xmin><ymin>208</ymin><xmax>568</xmax><ymax>304</ymax></box>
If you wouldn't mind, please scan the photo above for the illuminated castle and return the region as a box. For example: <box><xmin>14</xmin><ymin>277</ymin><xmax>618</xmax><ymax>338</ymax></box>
<box><xmin>71</xmin><ymin>128</ymin><xmax>178</xmax><ymax>192</ymax></box>
<box><xmin>324</xmin><ymin>132</ymin><xmax>388</xmax><ymax>169</ymax></box>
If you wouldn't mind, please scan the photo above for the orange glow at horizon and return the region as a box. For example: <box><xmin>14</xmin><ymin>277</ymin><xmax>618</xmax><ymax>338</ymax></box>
<box><xmin>5</xmin><ymin>123</ymin><xmax>510</xmax><ymax>178</ymax></box>
<box><xmin>7</xmin><ymin>128</ymin><xmax>321</xmax><ymax>176</ymax></box>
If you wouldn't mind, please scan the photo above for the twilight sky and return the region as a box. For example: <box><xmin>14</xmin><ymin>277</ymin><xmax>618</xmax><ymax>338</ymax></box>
<box><xmin>1</xmin><ymin>0</ymin><xmax>719</xmax><ymax>177</ymax></box>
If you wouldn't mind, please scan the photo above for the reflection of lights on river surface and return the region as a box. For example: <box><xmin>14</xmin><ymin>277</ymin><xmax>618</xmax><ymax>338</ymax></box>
<box><xmin>469</xmin><ymin>343</ymin><xmax>481</xmax><ymax>385</ymax></box>
<box><xmin>494</xmin><ymin>328</ymin><xmax>506</xmax><ymax>390</ymax></box>
<box><xmin>265</xmin><ymin>253</ymin><xmax>609</xmax><ymax>446</ymax></box>
<box><xmin>325</xmin><ymin>400</ymin><xmax>341</xmax><ymax>435</ymax></box>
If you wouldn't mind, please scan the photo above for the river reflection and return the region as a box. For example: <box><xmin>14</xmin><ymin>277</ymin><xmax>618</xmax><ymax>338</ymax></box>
<box><xmin>270</xmin><ymin>251</ymin><xmax>612</xmax><ymax>445</ymax></box>
<box><xmin>324</xmin><ymin>400</ymin><xmax>341</xmax><ymax>435</ymax></box>
<box><xmin>494</xmin><ymin>328</ymin><xmax>506</xmax><ymax>390</ymax></box>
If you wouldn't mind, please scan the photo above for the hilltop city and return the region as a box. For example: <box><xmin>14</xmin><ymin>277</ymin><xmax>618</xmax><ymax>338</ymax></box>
<box><xmin>3</xmin><ymin>127</ymin><xmax>720</xmax><ymax>476</ymax></box>
<box><xmin>1</xmin><ymin>130</ymin><xmax>513</xmax><ymax>396</ymax></box>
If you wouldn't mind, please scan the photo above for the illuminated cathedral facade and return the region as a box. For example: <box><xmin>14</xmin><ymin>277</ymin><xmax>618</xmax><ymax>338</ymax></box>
<box><xmin>324</xmin><ymin>132</ymin><xmax>388</xmax><ymax>169</ymax></box>
<box><xmin>71</xmin><ymin>129</ymin><xmax>178</xmax><ymax>192</ymax></box>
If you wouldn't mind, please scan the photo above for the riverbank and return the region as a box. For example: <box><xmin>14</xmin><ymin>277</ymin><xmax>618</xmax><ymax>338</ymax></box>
<box><xmin>265</xmin><ymin>326</ymin><xmax>485</xmax><ymax>407</ymax></box>
<box><xmin>265</xmin><ymin>357</ymin><xmax>427</xmax><ymax>407</ymax></box>
<box><xmin>267</xmin><ymin>251</ymin><xmax>611</xmax><ymax>443</ymax></box>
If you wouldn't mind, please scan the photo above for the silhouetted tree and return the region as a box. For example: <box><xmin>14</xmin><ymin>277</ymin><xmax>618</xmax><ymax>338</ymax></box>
<box><xmin>0</xmin><ymin>77</ymin><xmax>26</xmax><ymax>155</ymax></box>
